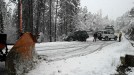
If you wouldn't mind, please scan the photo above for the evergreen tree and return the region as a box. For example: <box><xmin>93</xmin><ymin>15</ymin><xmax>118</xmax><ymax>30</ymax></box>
<box><xmin>58</xmin><ymin>0</ymin><xmax>80</xmax><ymax>35</ymax></box>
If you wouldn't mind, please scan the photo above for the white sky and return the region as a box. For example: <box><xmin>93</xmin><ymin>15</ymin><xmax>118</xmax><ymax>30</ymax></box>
<box><xmin>4</xmin><ymin>0</ymin><xmax>134</xmax><ymax>20</ymax></box>
<box><xmin>80</xmin><ymin>0</ymin><xmax>134</xmax><ymax>20</ymax></box>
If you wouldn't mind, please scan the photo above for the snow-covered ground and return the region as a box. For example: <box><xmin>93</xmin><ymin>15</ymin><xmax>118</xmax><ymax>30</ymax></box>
<box><xmin>36</xmin><ymin>37</ymin><xmax>115</xmax><ymax>61</ymax></box>
<box><xmin>0</xmin><ymin>36</ymin><xmax>134</xmax><ymax>75</ymax></box>
<box><xmin>26</xmin><ymin>36</ymin><xmax>134</xmax><ymax>75</ymax></box>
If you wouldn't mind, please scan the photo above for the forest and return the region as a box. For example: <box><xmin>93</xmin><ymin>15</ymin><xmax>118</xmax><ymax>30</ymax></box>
<box><xmin>0</xmin><ymin>0</ymin><xmax>134</xmax><ymax>43</ymax></box>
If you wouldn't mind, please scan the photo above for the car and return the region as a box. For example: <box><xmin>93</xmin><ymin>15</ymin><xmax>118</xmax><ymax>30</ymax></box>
<box><xmin>64</xmin><ymin>30</ymin><xmax>89</xmax><ymax>41</ymax></box>
<box><xmin>97</xmin><ymin>30</ymin><xmax>117</xmax><ymax>41</ymax></box>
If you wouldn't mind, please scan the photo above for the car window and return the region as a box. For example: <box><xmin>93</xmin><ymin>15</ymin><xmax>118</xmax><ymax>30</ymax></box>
<box><xmin>104</xmin><ymin>31</ymin><xmax>107</xmax><ymax>34</ymax></box>
<box><xmin>108</xmin><ymin>32</ymin><xmax>110</xmax><ymax>34</ymax></box>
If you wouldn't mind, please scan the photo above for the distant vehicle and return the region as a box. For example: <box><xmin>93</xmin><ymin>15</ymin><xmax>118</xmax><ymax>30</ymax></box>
<box><xmin>64</xmin><ymin>30</ymin><xmax>89</xmax><ymax>41</ymax></box>
<box><xmin>105</xmin><ymin>26</ymin><xmax>115</xmax><ymax>33</ymax></box>
<box><xmin>97</xmin><ymin>30</ymin><xmax>117</xmax><ymax>41</ymax></box>
<box><xmin>96</xmin><ymin>26</ymin><xmax>117</xmax><ymax>41</ymax></box>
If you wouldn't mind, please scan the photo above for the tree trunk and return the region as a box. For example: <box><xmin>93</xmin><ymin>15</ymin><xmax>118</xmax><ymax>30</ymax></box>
<box><xmin>35</xmin><ymin>0</ymin><xmax>41</xmax><ymax>37</ymax></box>
<box><xmin>22</xmin><ymin>0</ymin><xmax>33</xmax><ymax>34</ymax></box>
<box><xmin>42</xmin><ymin>0</ymin><xmax>46</xmax><ymax>34</ymax></box>
<box><xmin>17</xmin><ymin>0</ymin><xmax>21</xmax><ymax>39</ymax></box>
<box><xmin>54</xmin><ymin>0</ymin><xmax>58</xmax><ymax>41</ymax></box>
<box><xmin>0</xmin><ymin>12</ymin><xmax>4</xmax><ymax>33</ymax></box>
<box><xmin>29</xmin><ymin>0</ymin><xmax>33</xmax><ymax>34</ymax></box>
<box><xmin>49</xmin><ymin>0</ymin><xmax>52</xmax><ymax>42</ymax></box>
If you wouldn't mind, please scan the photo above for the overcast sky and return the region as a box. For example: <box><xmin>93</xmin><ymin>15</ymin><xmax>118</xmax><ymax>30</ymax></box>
<box><xmin>80</xmin><ymin>0</ymin><xmax>134</xmax><ymax>20</ymax></box>
<box><xmin>4</xmin><ymin>0</ymin><xmax>134</xmax><ymax>20</ymax></box>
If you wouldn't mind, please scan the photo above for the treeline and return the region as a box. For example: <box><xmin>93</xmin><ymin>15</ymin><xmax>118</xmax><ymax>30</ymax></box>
<box><xmin>74</xmin><ymin>7</ymin><xmax>114</xmax><ymax>32</ymax></box>
<box><xmin>1</xmin><ymin>0</ymin><xmax>114</xmax><ymax>42</ymax></box>
<box><xmin>11</xmin><ymin>0</ymin><xmax>80</xmax><ymax>42</ymax></box>
<box><xmin>115</xmin><ymin>7</ymin><xmax>134</xmax><ymax>40</ymax></box>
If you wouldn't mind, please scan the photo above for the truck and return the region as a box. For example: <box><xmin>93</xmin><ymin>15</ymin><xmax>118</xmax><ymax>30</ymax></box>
<box><xmin>97</xmin><ymin>26</ymin><xmax>118</xmax><ymax>41</ymax></box>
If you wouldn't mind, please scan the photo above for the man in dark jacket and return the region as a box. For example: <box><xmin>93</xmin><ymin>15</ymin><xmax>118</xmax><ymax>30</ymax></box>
<box><xmin>93</xmin><ymin>32</ymin><xmax>97</xmax><ymax>42</ymax></box>
<box><xmin>119</xmin><ymin>32</ymin><xmax>122</xmax><ymax>42</ymax></box>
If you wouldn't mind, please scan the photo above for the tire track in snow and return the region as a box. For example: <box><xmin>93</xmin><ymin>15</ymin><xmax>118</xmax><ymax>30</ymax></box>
<box><xmin>46</xmin><ymin>42</ymin><xmax>116</xmax><ymax>62</ymax></box>
<box><xmin>64</xmin><ymin>41</ymin><xmax>107</xmax><ymax>53</ymax></box>
<box><xmin>38</xmin><ymin>41</ymin><xmax>116</xmax><ymax>62</ymax></box>
<box><xmin>36</xmin><ymin>41</ymin><xmax>106</xmax><ymax>51</ymax></box>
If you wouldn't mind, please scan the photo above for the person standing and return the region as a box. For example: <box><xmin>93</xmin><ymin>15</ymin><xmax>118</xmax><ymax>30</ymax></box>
<box><xmin>37</xmin><ymin>32</ymin><xmax>44</xmax><ymax>43</ymax></box>
<box><xmin>93</xmin><ymin>32</ymin><xmax>97</xmax><ymax>42</ymax></box>
<box><xmin>119</xmin><ymin>32</ymin><xmax>122</xmax><ymax>42</ymax></box>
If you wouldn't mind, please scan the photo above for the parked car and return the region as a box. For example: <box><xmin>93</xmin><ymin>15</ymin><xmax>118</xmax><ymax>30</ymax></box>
<box><xmin>97</xmin><ymin>30</ymin><xmax>117</xmax><ymax>41</ymax></box>
<box><xmin>64</xmin><ymin>30</ymin><xmax>89</xmax><ymax>41</ymax></box>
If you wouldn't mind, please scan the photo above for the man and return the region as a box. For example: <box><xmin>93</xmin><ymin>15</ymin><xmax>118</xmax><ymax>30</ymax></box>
<box><xmin>119</xmin><ymin>32</ymin><xmax>122</xmax><ymax>42</ymax></box>
<box><xmin>93</xmin><ymin>32</ymin><xmax>97</xmax><ymax>42</ymax></box>
<box><xmin>37</xmin><ymin>32</ymin><xmax>44</xmax><ymax>43</ymax></box>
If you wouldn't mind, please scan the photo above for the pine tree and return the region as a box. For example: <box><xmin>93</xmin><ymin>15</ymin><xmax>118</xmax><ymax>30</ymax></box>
<box><xmin>58</xmin><ymin>0</ymin><xmax>80</xmax><ymax>35</ymax></box>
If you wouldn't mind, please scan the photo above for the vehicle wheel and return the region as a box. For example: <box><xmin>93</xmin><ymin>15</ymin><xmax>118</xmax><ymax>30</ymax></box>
<box><xmin>98</xmin><ymin>37</ymin><xmax>102</xmax><ymax>40</ymax></box>
<box><xmin>114</xmin><ymin>37</ymin><xmax>117</xmax><ymax>41</ymax></box>
<box><xmin>105</xmin><ymin>36</ymin><xmax>109</xmax><ymax>41</ymax></box>
<box><xmin>109</xmin><ymin>38</ymin><xmax>111</xmax><ymax>40</ymax></box>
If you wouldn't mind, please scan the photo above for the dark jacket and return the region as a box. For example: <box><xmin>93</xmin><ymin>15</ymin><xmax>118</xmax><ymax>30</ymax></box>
<box><xmin>93</xmin><ymin>33</ymin><xmax>97</xmax><ymax>38</ymax></box>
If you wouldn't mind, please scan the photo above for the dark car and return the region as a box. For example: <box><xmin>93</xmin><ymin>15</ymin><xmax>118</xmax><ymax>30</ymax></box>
<box><xmin>64</xmin><ymin>30</ymin><xmax>89</xmax><ymax>41</ymax></box>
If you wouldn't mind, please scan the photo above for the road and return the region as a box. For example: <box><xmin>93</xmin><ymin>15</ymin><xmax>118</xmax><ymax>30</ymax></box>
<box><xmin>36</xmin><ymin>38</ymin><xmax>116</xmax><ymax>62</ymax></box>
<box><xmin>0</xmin><ymin>38</ymin><xmax>116</xmax><ymax>75</ymax></box>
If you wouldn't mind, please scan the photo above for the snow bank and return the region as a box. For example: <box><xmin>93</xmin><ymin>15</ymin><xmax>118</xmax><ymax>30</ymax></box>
<box><xmin>27</xmin><ymin>36</ymin><xmax>134</xmax><ymax>75</ymax></box>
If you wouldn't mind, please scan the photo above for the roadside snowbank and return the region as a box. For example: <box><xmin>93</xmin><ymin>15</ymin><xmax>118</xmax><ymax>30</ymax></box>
<box><xmin>27</xmin><ymin>36</ymin><xmax>134</xmax><ymax>75</ymax></box>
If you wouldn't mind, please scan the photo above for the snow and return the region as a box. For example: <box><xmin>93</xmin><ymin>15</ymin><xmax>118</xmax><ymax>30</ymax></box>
<box><xmin>35</xmin><ymin>37</ymin><xmax>115</xmax><ymax>61</ymax></box>
<box><xmin>0</xmin><ymin>36</ymin><xmax>134</xmax><ymax>75</ymax></box>
<box><xmin>26</xmin><ymin>36</ymin><xmax>134</xmax><ymax>75</ymax></box>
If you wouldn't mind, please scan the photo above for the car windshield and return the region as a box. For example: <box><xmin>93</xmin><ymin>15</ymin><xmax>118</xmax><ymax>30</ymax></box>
<box><xmin>103</xmin><ymin>31</ymin><xmax>110</xmax><ymax>34</ymax></box>
<box><xmin>104</xmin><ymin>31</ymin><xmax>107</xmax><ymax>34</ymax></box>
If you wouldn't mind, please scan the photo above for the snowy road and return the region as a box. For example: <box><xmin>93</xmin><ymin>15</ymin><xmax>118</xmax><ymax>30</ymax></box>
<box><xmin>0</xmin><ymin>37</ymin><xmax>117</xmax><ymax>75</ymax></box>
<box><xmin>36</xmin><ymin>38</ymin><xmax>116</xmax><ymax>61</ymax></box>
<box><xmin>27</xmin><ymin>36</ymin><xmax>134</xmax><ymax>75</ymax></box>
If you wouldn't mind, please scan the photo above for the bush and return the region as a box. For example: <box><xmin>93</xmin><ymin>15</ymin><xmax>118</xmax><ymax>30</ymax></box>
<box><xmin>64</xmin><ymin>30</ymin><xmax>89</xmax><ymax>41</ymax></box>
